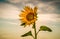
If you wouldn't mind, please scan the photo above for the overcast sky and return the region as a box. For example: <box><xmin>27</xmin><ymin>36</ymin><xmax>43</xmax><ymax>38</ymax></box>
<box><xmin>0</xmin><ymin>0</ymin><xmax>60</xmax><ymax>39</ymax></box>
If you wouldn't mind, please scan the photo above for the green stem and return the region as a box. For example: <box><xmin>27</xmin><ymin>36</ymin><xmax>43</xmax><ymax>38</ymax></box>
<box><xmin>37</xmin><ymin>30</ymin><xmax>40</xmax><ymax>35</ymax></box>
<box><xmin>32</xmin><ymin>34</ymin><xmax>35</xmax><ymax>39</ymax></box>
<box><xmin>33</xmin><ymin>22</ymin><xmax>37</xmax><ymax>39</ymax></box>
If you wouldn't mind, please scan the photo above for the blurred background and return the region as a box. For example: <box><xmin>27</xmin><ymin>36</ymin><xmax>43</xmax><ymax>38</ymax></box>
<box><xmin>0</xmin><ymin>0</ymin><xmax>60</xmax><ymax>39</ymax></box>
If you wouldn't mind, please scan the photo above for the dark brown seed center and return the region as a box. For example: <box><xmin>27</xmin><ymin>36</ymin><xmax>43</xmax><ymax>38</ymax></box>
<box><xmin>26</xmin><ymin>13</ymin><xmax>34</xmax><ymax>21</ymax></box>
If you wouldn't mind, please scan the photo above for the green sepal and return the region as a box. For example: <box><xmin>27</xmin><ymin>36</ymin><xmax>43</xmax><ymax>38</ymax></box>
<box><xmin>32</xmin><ymin>24</ymin><xmax>35</xmax><ymax>29</ymax></box>
<box><xmin>34</xmin><ymin>12</ymin><xmax>38</xmax><ymax>18</ymax></box>
<box><xmin>40</xmin><ymin>26</ymin><xmax>52</xmax><ymax>32</ymax></box>
<box><xmin>21</xmin><ymin>31</ymin><xmax>32</xmax><ymax>37</ymax></box>
<box><xmin>32</xmin><ymin>23</ymin><xmax>35</xmax><ymax>29</ymax></box>
<box><xmin>20</xmin><ymin>23</ymin><xmax>26</xmax><ymax>26</ymax></box>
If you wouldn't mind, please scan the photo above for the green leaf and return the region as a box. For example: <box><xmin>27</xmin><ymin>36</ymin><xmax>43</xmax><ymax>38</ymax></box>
<box><xmin>20</xmin><ymin>23</ymin><xmax>26</xmax><ymax>26</ymax></box>
<box><xmin>40</xmin><ymin>26</ymin><xmax>52</xmax><ymax>32</ymax></box>
<box><xmin>21</xmin><ymin>31</ymin><xmax>32</xmax><ymax>37</ymax></box>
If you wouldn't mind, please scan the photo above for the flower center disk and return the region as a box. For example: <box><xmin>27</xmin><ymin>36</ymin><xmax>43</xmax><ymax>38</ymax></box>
<box><xmin>26</xmin><ymin>13</ymin><xmax>34</xmax><ymax>21</ymax></box>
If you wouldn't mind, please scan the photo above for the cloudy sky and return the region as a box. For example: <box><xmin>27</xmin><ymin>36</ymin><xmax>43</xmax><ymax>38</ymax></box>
<box><xmin>0</xmin><ymin>0</ymin><xmax>60</xmax><ymax>39</ymax></box>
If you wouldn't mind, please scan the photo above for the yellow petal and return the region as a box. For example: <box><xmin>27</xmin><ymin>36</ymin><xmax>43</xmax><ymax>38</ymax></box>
<box><xmin>34</xmin><ymin>6</ymin><xmax>37</xmax><ymax>13</ymax></box>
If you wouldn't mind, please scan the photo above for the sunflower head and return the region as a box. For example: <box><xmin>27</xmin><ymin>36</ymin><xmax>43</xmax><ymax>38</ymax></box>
<box><xmin>19</xmin><ymin>6</ymin><xmax>38</xmax><ymax>26</ymax></box>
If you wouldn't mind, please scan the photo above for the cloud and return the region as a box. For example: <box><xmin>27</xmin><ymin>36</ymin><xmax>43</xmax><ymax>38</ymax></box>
<box><xmin>38</xmin><ymin>0</ymin><xmax>60</xmax><ymax>2</ymax></box>
<box><xmin>38</xmin><ymin>14</ymin><xmax>60</xmax><ymax>23</ymax></box>
<box><xmin>7</xmin><ymin>0</ymin><xmax>21</xmax><ymax>3</ymax></box>
<box><xmin>0</xmin><ymin>0</ymin><xmax>60</xmax><ymax>14</ymax></box>
<box><xmin>48</xmin><ymin>1</ymin><xmax>60</xmax><ymax>9</ymax></box>
<box><xmin>6</xmin><ymin>0</ymin><xmax>29</xmax><ymax>3</ymax></box>
<box><xmin>9</xmin><ymin>0</ymin><xmax>59</xmax><ymax>14</ymax></box>
<box><xmin>36</xmin><ymin>2</ymin><xmax>56</xmax><ymax>14</ymax></box>
<box><xmin>0</xmin><ymin>3</ymin><xmax>19</xmax><ymax>19</ymax></box>
<box><xmin>48</xmin><ymin>1</ymin><xmax>60</xmax><ymax>14</ymax></box>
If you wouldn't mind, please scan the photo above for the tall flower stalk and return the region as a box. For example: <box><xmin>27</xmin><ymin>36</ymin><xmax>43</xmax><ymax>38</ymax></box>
<box><xmin>34</xmin><ymin>22</ymin><xmax>37</xmax><ymax>39</ymax></box>
<box><xmin>19</xmin><ymin>6</ymin><xmax>52</xmax><ymax>39</ymax></box>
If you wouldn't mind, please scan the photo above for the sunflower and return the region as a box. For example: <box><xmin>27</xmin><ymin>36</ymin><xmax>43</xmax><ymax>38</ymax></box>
<box><xmin>19</xmin><ymin>6</ymin><xmax>37</xmax><ymax>25</ymax></box>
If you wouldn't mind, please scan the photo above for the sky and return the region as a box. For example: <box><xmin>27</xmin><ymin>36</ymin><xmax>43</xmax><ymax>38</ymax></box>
<box><xmin>0</xmin><ymin>0</ymin><xmax>60</xmax><ymax>39</ymax></box>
